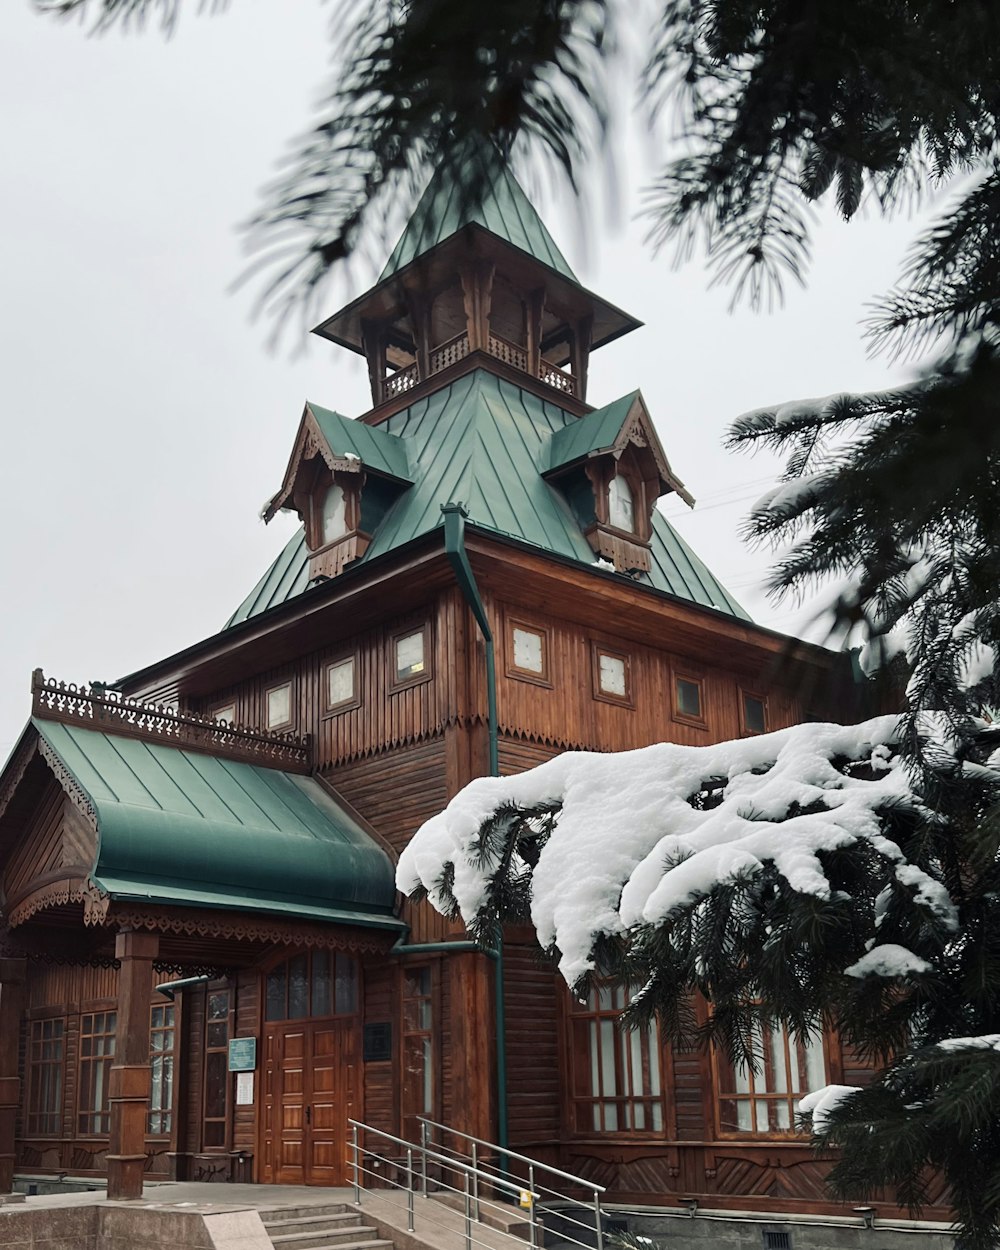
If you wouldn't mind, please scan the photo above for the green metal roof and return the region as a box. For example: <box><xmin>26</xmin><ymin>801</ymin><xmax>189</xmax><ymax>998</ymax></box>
<box><xmin>379</xmin><ymin>141</ymin><xmax>578</xmax><ymax>284</ymax></box>
<box><xmin>543</xmin><ymin>392</ymin><xmax>640</xmax><ymax>472</ymax></box>
<box><xmin>307</xmin><ymin>401</ymin><xmax>412</xmax><ymax>482</ymax></box>
<box><xmin>33</xmin><ymin>719</ymin><xmax>402</xmax><ymax>927</ymax></box>
<box><xmin>227</xmin><ymin>370</ymin><xmax>748</xmax><ymax>627</ymax></box>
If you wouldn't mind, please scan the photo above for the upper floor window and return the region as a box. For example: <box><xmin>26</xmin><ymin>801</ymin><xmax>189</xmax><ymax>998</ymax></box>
<box><xmin>326</xmin><ymin>655</ymin><xmax>357</xmax><ymax>711</ymax></box>
<box><xmin>391</xmin><ymin>624</ymin><xmax>431</xmax><ymax>691</ymax></box>
<box><xmin>674</xmin><ymin>672</ymin><xmax>706</xmax><ymax>726</ymax></box>
<box><xmin>608</xmin><ymin>475</ymin><xmax>635</xmax><ymax>532</ymax></box>
<box><xmin>505</xmin><ymin>617</ymin><xmax>551</xmax><ymax>687</ymax></box>
<box><xmin>592</xmin><ymin>643</ymin><xmax>632</xmax><ymax>706</ymax></box>
<box><xmin>320</xmin><ymin>483</ymin><xmax>348</xmax><ymax>546</ymax></box>
<box><xmin>569</xmin><ymin>984</ymin><xmax>664</xmax><ymax>1134</ymax></box>
<box><xmin>266</xmin><ymin>681</ymin><xmax>293</xmax><ymax>731</ymax></box>
<box><xmin>715</xmin><ymin>1020</ymin><xmax>827</xmax><ymax>1136</ymax></box>
<box><xmin>742</xmin><ymin>691</ymin><xmax>768</xmax><ymax>735</ymax></box>
<box><xmin>212</xmin><ymin>703</ymin><xmax>236</xmax><ymax>726</ymax></box>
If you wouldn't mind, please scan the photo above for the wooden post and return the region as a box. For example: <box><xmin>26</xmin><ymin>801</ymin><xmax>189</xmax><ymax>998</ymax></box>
<box><xmin>0</xmin><ymin>959</ymin><xmax>27</xmax><ymax>1195</ymax></box>
<box><xmin>526</xmin><ymin>289</ymin><xmax>545</xmax><ymax>381</ymax></box>
<box><xmin>571</xmin><ymin>314</ymin><xmax>593</xmax><ymax>401</ymax></box>
<box><xmin>107</xmin><ymin>931</ymin><xmax>158</xmax><ymax>1201</ymax></box>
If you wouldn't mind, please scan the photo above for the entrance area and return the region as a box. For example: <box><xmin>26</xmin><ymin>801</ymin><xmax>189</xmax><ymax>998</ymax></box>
<box><xmin>259</xmin><ymin>951</ymin><xmax>360</xmax><ymax>1185</ymax></box>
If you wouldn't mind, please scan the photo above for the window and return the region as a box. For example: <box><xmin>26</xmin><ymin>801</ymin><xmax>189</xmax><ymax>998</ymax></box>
<box><xmin>673</xmin><ymin>672</ymin><xmax>706</xmax><ymax>726</ymax></box>
<box><xmin>26</xmin><ymin>1018</ymin><xmax>64</xmax><ymax>1137</ymax></box>
<box><xmin>390</xmin><ymin>624</ymin><xmax>431</xmax><ymax>691</ymax></box>
<box><xmin>592</xmin><ymin>644</ymin><xmax>632</xmax><ymax>705</ymax></box>
<box><xmin>203</xmin><ymin>989</ymin><xmax>230</xmax><ymax>1149</ymax></box>
<box><xmin>78</xmin><ymin>1011</ymin><xmax>116</xmax><ymax>1135</ymax></box>
<box><xmin>569</xmin><ymin>985</ymin><xmax>663</xmax><ymax>1134</ymax></box>
<box><xmin>265</xmin><ymin>951</ymin><xmax>358</xmax><ymax>1022</ymax></box>
<box><xmin>320</xmin><ymin>483</ymin><xmax>348</xmax><ymax>546</ymax></box>
<box><xmin>742</xmin><ymin>691</ymin><xmax>768</xmax><ymax>735</ymax></box>
<box><xmin>513</xmin><ymin>628</ymin><xmax>543</xmax><ymax>674</ymax></box>
<box><xmin>212</xmin><ymin>703</ymin><xmax>236</xmax><ymax>726</ymax></box>
<box><xmin>265</xmin><ymin>681</ymin><xmax>292</xmax><ymax>730</ymax></box>
<box><xmin>608</xmin><ymin>475</ymin><xmax>635</xmax><ymax>532</ymax></box>
<box><xmin>716</xmin><ymin>1020</ymin><xmax>827</xmax><ymax>1136</ymax></box>
<box><xmin>505</xmin><ymin>618</ymin><xmax>551</xmax><ymax>686</ymax></box>
<box><xmin>325</xmin><ymin>655</ymin><xmax>358</xmax><ymax>711</ymax></box>
<box><xmin>401</xmin><ymin>967</ymin><xmax>434</xmax><ymax>1139</ymax></box>
<box><xmin>149</xmin><ymin>1003</ymin><xmax>176</xmax><ymax>1136</ymax></box>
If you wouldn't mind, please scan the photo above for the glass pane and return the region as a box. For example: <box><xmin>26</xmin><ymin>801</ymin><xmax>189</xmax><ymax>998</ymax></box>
<box><xmin>288</xmin><ymin>954</ymin><xmax>309</xmax><ymax>1019</ymax></box>
<box><xmin>513</xmin><ymin>628</ymin><xmax>543</xmax><ymax>673</ymax></box>
<box><xmin>267</xmin><ymin>683</ymin><xmax>291</xmax><ymax>729</ymax></box>
<box><xmin>677</xmin><ymin>678</ymin><xmax>701</xmax><ymax>718</ymax></box>
<box><xmin>335</xmin><ymin>955</ymin><xmax>358</xmax><ymax>1014</ymax></box>
<box><xmin>312</xmin><ymin>950</ymin><xmax>332</xmax><ymax>1017</ymax></box>
<box><xmin>321</xmin><ymin>483</ymin><xmax>348</xmax><ymax>545</ymax></box>
<box><xmin>599</xmin><ymin>653</ymin><xmax>626</xmax><ymax>696</ymax></box>
<box><xmin>265</xmin><ymin>965</ymin><xmax>286</xmax><ymax>1021</ymax></box>
<box><xmin>422</xmin><ymin>1037</ymin><xmax>433</xmax><ymax>1113</ymax></box>
<box><xmin>204</xmin><ymin>1120</ymin><xmax>226</xmax><ymax>1148</ymax></box>
<box><xmin>395</xmin><ymin>631</ymin><xmax>425</xmax><ymax>680</ymax></box>
<box><xmin>743</xmin><ymin>694</ymin><xmax>767</xmax><ymax>734</ymax></box>
<box><xmin>770</xmin><ymin>1026</ymin><xmax>789</xmax><ymax>1094</ymax></box>
<box><xmin>609</xmin><ymin>476</ymin><xmax>634</xmax><ymax>531</ymax></box>
<box><xmin>328</xmin><ymin>658</ymin><xmax>355</xmax><ymax>707</ymax></box>
<box><xmin>213</xmin><ymin>704</ymin><xmax>236</xmax><ymax>725</ymax></box>
<box><xmin>208</xmin><ymin>993</ymin><xmax>229</xmax><ymax>1022</ymax></box>
<box><xmin>206</xmin><ymin>1021</ymin><xmax>227</xmax><ymax>1048</ymax></box>
<box><xmin>600</xmin><ymin>1021</ymin><xmax>617</xmax><ymax>1096</ymax></box>
<box><xmin>205</xmin><ymin>1051</ymin><xmax>228</xmax><ymax>1120</ymax></box>
<box><xmin>802</xmin><ymin>1028</ymin><xmax>827</xmax><ymax>1092</ymax></box>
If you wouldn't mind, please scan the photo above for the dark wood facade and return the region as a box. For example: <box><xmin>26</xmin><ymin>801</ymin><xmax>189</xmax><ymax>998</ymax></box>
<box><xmin>0</xmin><ymin>153</ymin><xmax>936</xmax><ymax>1222</ymax></box>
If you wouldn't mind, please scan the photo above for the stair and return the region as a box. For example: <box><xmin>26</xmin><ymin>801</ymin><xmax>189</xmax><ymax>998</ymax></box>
<box><xmin>261</xmin><ymin>1203</ymin><xmax>396</xmax><ymax>1250</ymax></box>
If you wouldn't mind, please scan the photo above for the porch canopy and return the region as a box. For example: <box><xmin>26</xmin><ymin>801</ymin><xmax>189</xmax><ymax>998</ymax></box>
<box><xmin>5</xmin><ymin>716</ymin><xmax>403</xmax><ymax>932</ymax></box>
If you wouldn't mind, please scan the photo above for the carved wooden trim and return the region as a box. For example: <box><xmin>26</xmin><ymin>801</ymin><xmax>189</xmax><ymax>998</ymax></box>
<box><xmin>0</xmin><ymin>737</ymin><xmax>39</xmax><ymax>825</ymax></box>
<box><xmin>32</xmin><ymin>671</ymin><xmax>311</xmax><ymax>773</ymax></box>
<box><xmin>7</xmin><ymin>878</ymin><xmax>108</xmax><ymax>929</ymax></box>
<box><xmin>101</xmin><ymin>905</ymin><xmax>396</xmax><ymax>953</ymax></box>
<box><xmin>34</xmin><ymin>735</ymin><xmax>98</xmax><ymax>827</ymax></box>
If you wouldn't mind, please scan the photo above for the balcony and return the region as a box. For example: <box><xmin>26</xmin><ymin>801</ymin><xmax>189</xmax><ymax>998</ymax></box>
<box><xmin>380</xmin><ymin>331</ymin><xmax>578</xmax><ymax>402</ymax></box>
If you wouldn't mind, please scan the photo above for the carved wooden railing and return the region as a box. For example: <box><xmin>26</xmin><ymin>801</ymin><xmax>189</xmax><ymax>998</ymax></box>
<box><xmin>429</xmin><ymin>332</ymin><xmax>471</xmax><ymax>373</ymax></box>
<box><xmin>487</xmin><ymin>332</ymin><xmax>529</xmax><ymax>372</ymax></box>
<box><xmin>384</xmin><ymin>362</ymin><xmax>419</xmax><ymax>399</ymax></box>
<box><xmin>539</xmin><ymin>359</ymin><xmax>577</xmax><ymax>395</ymax></box>
<box><xmin>31</xmin><ymin>670</ymin><xmax>312</xmax><ymax>772</ymax></box>
<box><xmin>380</xmin><ymin>331</ymin><xmax>578</xmax><ymax>400</ymax></box>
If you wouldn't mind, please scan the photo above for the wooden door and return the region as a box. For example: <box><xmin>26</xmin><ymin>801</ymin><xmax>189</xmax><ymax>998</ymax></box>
<box><xmin>262</xmin><ymin>1020</ymin><xmax>358</xmax><ymax>1185</ymax></box>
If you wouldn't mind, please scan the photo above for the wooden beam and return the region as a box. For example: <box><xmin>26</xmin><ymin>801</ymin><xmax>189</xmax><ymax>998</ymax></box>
<box><xmin>107</xmin><ymin>931</ymin><xmax>159</xmax><ymax>1200</ymax></box>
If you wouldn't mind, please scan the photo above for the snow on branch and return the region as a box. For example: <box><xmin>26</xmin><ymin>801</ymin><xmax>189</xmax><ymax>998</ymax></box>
<box><xmin>397</xmin><ymin>716</ymin><xmax>958</xmax><ymax>988</ymax></box>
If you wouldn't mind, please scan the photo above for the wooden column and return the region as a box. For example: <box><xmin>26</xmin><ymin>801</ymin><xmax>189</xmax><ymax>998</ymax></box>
<box><xmin>107</xmin><ymin>931</ymin><xmax>158</xmax><ymax>1200</ymax></box>
<box><xmin>526</xmin><ymin>289</ymin><xmax>545</xmax><ymax>380</ymax></box>
<box><xmin>0</xmin><ymin>959</ymin><xmax>27</xmax><ymax>1195</ymax></box>
<box><xmin>447</xmin><ymin>953</ymin><xmax>496</xmax><ymax>1143</ymax></box>
<box><xmin>571</xmin><ymin>314</ymin><xmax>593</xmax><ymax>401</ymax></box>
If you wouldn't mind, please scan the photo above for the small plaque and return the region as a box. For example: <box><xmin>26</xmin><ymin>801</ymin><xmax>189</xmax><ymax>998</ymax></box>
<box><xmin>363</xmin><ymin>1022</ymin><xmax>392</xmax><ymax>1062</ymax></box>
<box><xmin>228</xmin><ymin>1037</ymin><xmax>257</xmax><ymax>1072</ymax></box>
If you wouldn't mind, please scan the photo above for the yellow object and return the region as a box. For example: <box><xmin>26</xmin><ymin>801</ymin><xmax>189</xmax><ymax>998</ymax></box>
<box><xmin>519</xmin><ymin>1190</ymin><xmax>533</xmax><ymax>1210</ymax></box>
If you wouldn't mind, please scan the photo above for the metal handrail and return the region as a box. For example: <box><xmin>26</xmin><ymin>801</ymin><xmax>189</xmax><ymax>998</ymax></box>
<box><xmin>417</xmin><ymin>1115</ymin><xmax>607</xmax><ymax>1193</ymax></box>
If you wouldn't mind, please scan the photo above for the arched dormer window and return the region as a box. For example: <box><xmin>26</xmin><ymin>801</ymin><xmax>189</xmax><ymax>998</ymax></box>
<box><xmin>608</xmin><ymin>474</ymin><xmax>634</xmax><ymax>533</ymax></box>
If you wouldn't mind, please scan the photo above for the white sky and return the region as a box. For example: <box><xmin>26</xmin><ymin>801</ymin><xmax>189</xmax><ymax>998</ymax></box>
<box><xmin>0</xmin><ymin>2</ymin><xmax>929</xmax><ymax>760</ymax></box>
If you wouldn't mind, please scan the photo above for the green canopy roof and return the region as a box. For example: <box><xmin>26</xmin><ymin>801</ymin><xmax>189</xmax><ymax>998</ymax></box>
<box><xmin>379</xmin><ymin>141</ymin><xmax>578</xmax><ymax>283</ymax></box>
<box><xmin>33</xmin><ymin>719</ymin><xmax>402</xmax><ymax>928</ymax></box>
<box><xmin>227</xmin><ymin>370</ymin><xmax>748</xmax><ymax>627</ymax></box>
<box><xmin>543</xmin><ymin>392</ymin><xmax>639</xmax><ymax>472</ymax></box>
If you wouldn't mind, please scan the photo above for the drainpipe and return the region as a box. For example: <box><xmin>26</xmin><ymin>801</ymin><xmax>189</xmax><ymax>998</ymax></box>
<box><xmin>433</xmin><ymin>503</ymin><xmax>507</xmax><ymax>1152</ymax></box>
<box><xmin>154</xmin><ymin>975</ymin><xmax>210</xmax><ymax>1001</ymax></box>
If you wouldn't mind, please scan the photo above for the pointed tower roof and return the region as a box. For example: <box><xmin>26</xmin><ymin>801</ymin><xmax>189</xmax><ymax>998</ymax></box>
<box><xmin>378</xmin><ymin>140</ymin><xmax>578</xmax><ymax>283</ymax></box>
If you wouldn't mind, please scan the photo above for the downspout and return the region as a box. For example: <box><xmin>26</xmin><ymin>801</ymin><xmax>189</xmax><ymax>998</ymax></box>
<box><xmin>435</xmin><ymin>502</ymin><xmax>507</xmax><ymax>1152</ymax></box>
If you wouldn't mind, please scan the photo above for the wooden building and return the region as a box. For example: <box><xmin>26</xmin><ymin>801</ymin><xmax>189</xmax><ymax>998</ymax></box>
<box><xmin>0</xmin><ymin>144</ymin><xmax>935</xmax><ymax>1217</ymax></box>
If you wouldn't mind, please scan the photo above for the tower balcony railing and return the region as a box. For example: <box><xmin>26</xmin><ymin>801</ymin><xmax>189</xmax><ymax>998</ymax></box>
<box><xmin>380</xmin><ymin>330</ymin><xmax>578</xmax><ymax>401</ymax></box>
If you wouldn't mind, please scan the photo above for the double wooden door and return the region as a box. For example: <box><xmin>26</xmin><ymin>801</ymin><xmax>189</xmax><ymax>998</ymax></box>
<box><xmin>261</xmin><ymin>1019</ymin><xmax>358</xmax><ymax>1185</ymax></box>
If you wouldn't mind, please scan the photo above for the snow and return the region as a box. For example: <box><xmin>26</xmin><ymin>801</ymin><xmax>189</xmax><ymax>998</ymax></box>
<box><xmin>735</xmin><ymin>393</ymin><xmax>853</xmax><ymax>435</ymax></box>
<box><xmin>844</xmin><ymin>944</ymin><xmax>932</xmax><ymax>979</ymax></box>
<box><xmin>933</xmin><ymin>1035</ymin><xmax>1000</xmax><ymax>1052</ymax></box>
<box><xmin>798</xmin><ymin>1084</ymin><xmax>859</xmax><ymax>1133</ymax></box>
<box><xmin>591</xmin><ymin>557</ymin><xmax>615</xmax><ymax>571</ymax></box>
<box><xmin>751</xmin><ymin>474</ymin><xmax>827</xmax><ymax>517</ymax></box>
<box><xmin>397</xmin><ymin>715</ymin><xmax>959</xmax><ymax>988</ymax></box>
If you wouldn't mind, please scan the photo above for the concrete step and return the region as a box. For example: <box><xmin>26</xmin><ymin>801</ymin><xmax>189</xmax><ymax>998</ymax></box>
<box><xmin>264</xmin><ymin>1215</ymin><xmax>369</xmax><ymax>1236</ymax></box>
<box><xmin>268</xmin><ymin>1226</ymin><xmax>381</xmax><ymax>1249</ymax></box>
<box><xmin>262</xmin><ymin>1205</ymin><xmax>355</xmax><ymax>1224</ymax></box>
<box><xmin>266</xmin><ymin>1236</ymin><xmax>393</xmax><ymax>1250</ymax></box>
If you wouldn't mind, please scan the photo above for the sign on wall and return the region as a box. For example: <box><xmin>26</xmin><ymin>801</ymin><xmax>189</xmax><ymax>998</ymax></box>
<box><xmin>228</xmin><ymin>1037</ymin><xmax>257</xmax><ymax>1072</ymax></box>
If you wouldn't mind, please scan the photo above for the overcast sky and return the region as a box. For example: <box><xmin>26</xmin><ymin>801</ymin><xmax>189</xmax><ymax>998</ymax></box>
<box><xmin>0</xmin><ymin>2</ymin><xmax>931</xmax><ymax>761</ymax></box>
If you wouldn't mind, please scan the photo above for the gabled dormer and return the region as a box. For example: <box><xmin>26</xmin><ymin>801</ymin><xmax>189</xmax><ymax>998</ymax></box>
<box><xmin>312</xmin><ymin>141</ymin><xmax>642</xmax><ymax>415</ymax></box>
<box><xmin>543</xmin><ymin>391</ymin><xmax>694</xmax><ymax>573</ymax></box>
<box><xmin>263</xmin><ymin>401</ymin><xmax>411</xmax><ymax>580</ymax></box>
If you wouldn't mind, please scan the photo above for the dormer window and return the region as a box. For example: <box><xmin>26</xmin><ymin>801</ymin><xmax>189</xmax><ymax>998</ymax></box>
<box><xmin>608</xmin><ymin>475</ymin><xmax>634</xmax><ymax>533</ymax></box>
